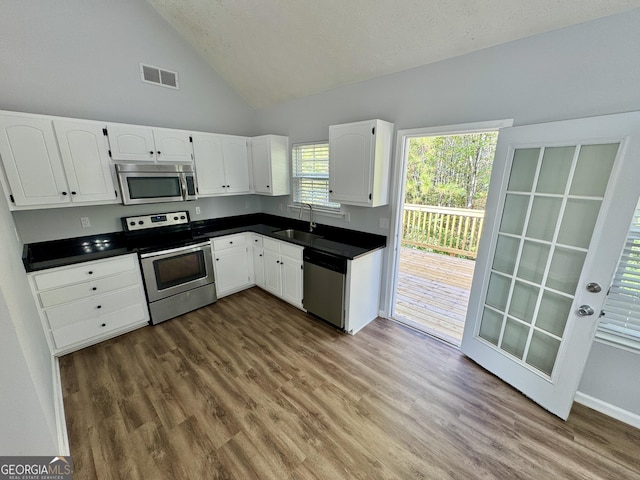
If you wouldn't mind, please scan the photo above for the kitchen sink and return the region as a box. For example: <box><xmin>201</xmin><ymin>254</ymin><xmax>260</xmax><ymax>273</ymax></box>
<box><xmin>273</xmin><ymin>228</ymin><xmax>322</xmax><ymax>242</ymax></box>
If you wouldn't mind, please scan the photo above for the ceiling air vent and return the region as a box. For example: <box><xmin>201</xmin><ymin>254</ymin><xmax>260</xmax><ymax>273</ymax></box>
<box><xmin>140</xmin><ymin>63</ymin><xmax>179</xmax><ymax>89</ymax></box>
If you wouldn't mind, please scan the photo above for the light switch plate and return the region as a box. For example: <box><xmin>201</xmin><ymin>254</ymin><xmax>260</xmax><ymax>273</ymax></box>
<box><xmin>195</xmin><ymin>206</ymin><xmax>201</xmax><ymax>215</ymax></box>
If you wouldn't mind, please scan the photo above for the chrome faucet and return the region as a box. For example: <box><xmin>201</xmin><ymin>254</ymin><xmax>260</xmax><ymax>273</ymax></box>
<box><xmin>299</xmin><ymin>203</ymin><xmax>317</xmax><ymax>232</ymax></box>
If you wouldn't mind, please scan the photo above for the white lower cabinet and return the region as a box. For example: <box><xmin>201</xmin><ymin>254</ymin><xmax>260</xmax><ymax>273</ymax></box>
<box><xmin>262</xmin><ymin>237</ymin><xmax>303</xmax><ymax>309</ymax></box>
<box><xmin>212</xmin><ymin>233</ymin><xmax>253</xmax><ymax>297</ymax></box>
<box><xmin>28</xmin><ymin>253</ymin><xmax>149</xmax><ymax>355</ymax></box>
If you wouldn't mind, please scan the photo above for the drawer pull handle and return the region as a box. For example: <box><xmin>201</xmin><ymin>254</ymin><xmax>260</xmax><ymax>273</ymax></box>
<box><xmin>96</xmin><ymin>305</ymin><xmax>102</xmax><ymax>309</ymax></box>
<box><xmin>101</xmin><ymin>323</ymin><xmax>106</xmax><ymax>327</ymax></box>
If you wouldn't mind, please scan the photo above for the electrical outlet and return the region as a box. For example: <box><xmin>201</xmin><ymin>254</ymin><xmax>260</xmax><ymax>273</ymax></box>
<box><xmin>195</xmin><ymin>206</ymin><xmax>201</xmax><ymax>215</ymax></box>
<box><xmin>80</xmin><ymin>217</ymin><xmax>91</xmax><ymax>228</ymax></box>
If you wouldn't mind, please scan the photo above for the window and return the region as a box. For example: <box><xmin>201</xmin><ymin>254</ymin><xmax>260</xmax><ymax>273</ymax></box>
<box><xmin>598</xmin><ymin>199</ymin><xmax>640</xmax><ymax>351</ymax></box>
<box><xmin>292</xmin><ymin>142</ymin><xmax>340</xmax><ymax>210</ymax></box>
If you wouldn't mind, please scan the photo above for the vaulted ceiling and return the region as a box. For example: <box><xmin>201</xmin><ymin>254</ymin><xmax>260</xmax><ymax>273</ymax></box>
<box><xmin>147</xmin><ymin>1</ymin><xmax>640</xmax><ymax>109</ymax></box>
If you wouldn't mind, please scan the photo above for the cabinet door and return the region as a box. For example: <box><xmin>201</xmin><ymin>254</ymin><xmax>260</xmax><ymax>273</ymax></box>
<box><xmin>263</xmin><ymin>249</ymin><xmax>282</xmax><ymax>296</ymax></box>
<box><xmin>281</xmin><ymin>255</ymin><xmax>303</xmax><ymax>308</ymax></box>
<box><xmin>214</xmin><ymin>246</ymin><xmax>251</xmax><ymax>297</ymax></box>
<box><xmin>153</xmin><ymin>128</ymin><xmax>193</xmax><ymax>164</ymax></box>
<box><xmin>251</xmin><ymin>136</ymin><xmax>272</xmax><ymax>194</ymax></box>
<box><xmin>0</xmin><ymin>115</ymin><xmax>70</xmax><ymax>206</ymax></box>
<box><xmin>253</xmin><ymin>247</ymin><xmax>265</xmax><ymax>288</ymax></box>
<box><xmin>192</xmin><ymin>133</ymin><xmax>226</xmax><ymax>196</ymax></box>
<box><xmin>54</xmin><ymin>120</ymin><xmax>117</xmax><ymax>203</ymax></box>
<box><xmin>224</xmin><ymin>137</ymin><xmax>250</xmax><ymax>193</ymax></box>
<box><xmin>329</xmin><ymin>121</ymin><xmax>374</xmax><ymax>205</ymax></box>
<box><xmin>107</xmin><ymin>124</ymin><xmax>156</xmax><ymax>162</ymax></box>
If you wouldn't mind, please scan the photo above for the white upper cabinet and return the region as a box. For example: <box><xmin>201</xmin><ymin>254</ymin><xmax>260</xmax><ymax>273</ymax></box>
<box><xmin>53</xmin><ymin>119</ymin><xmax>117</xmax><ymax>203</ymax></box>
<box><xmin>192</xmin><ymin>132</ymin><xmax>250</xmax><ymax>196</ymax></box>
<box><xmin>329</xmin><ymin>119</ymin><xmax>393</xmax><ymax>207</ymax></box>
<box><xmin>0</xmin><ymin>114</ymin><xmax>70</xmax><ymax>207</ymax></box>
<box><xmin>152</xmin><ymin>128</ymin><xmax>193</xmax><ymax>164</ymax></box>
<box><xmin>106</xmin><ymin>123</ymin><xmax>192</xmax><ymax>163</ymax></box>
<box><xmin>250</xmin><ymin>135</ymin><xmax>290</xmax><ymax>196</ymax></box>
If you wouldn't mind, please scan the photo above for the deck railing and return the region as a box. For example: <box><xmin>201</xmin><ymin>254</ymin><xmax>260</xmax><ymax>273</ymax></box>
<box><xmin>401</xmin><ymin>204</ymin><xmax>485</xmax><ymax>259</ymax></box>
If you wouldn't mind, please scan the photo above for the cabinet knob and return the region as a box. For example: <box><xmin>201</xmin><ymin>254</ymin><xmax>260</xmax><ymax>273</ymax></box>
<box><xmin>266</xmin><ymin>185</ymin><xmax>270</xmax><ymax>188</ymax></box>
<box><xmin>88</xmin><ymin>271</ymin><xmax>94</xmax><ymax>275</ymax></box>
<box><xmin>329</xmin><ymin>190</ymin><xmax>333</xmax><ymax>193</ymax></box>
<box><xmin>216</xmin><ymin>258</ymin><xmax>219</xmax><ymax>261</ymax></box>
<box><xmin>230</xmin><ymin>241</ymin><xmax>233</xmax><ymax>244</ymax></box>
<box><xmin>101</xmin><ymin>323</ymin><xmax>106</xmax><ymax>327</ymax></box>
<box><xmin>149</xmin><ymin>151</ymin><xmax>154</xmax><ymax>155</ymax></box>
<box><xmin>62</xmin><ymin>191</ymin><xmax>68</xmax><ymax>196</ymax></box>
<box><xmin>259</xmin><ymin>254</ymin><xmax>262</xmax><ymax>257</ymax></box>
<box><xmin>227</xmin><ymin>185</ymin><xmax>230</xmax><ymax>188</ymax></box>
<box><xmin>91</xmin><ymin>287</ymin><xmax>97</xmax><ymax>291</ymax></box>
<box><xmin>96</xmin><ymin>305</ymin><xmax>102</xmax><ymax>309</ymax></box>
<box><xmin>157</xmin><ymin>151</ymin><xmax>161</xmax><ymax>155</ymax></box>
<box><xmin>71</xmin><ymin>191</ymin><xmax>77</xmax><ymax>195</ymax></box>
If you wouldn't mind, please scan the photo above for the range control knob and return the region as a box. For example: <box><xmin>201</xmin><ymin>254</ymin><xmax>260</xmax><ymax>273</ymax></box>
<box><xmin>138</xmin><ymin>220</ymin><xmax>144</xmax><ymax>225</ymax></box>
<box><xmin>180</xmin><ymin>215</ymin><xmax>186</xmax><ymax>219</ymax></box>
<box><xmin>129</xmin><ymin>221</ymin><xmax>135</xmax><ymax>226</ymax></box>
<box><xmin>174</xmin><ymin>216</ymin><xmax>178</xmax><ymax>220</ymax></box>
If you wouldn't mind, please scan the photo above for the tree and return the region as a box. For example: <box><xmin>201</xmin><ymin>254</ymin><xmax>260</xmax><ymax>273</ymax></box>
<box><xmin>404</xmin><ymin>132</ymin><xmax>497</xmax><ymax>209</ymax></box>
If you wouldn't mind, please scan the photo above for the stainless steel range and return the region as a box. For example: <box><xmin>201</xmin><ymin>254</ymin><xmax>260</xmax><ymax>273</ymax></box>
<box><xmin>123</xmin><ymin>211</ymin><xmax>216</xmax><ymax>325</ymax></box>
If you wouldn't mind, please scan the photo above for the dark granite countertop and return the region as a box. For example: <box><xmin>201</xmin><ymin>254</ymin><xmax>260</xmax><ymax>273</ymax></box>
<box><xmin>23</xmin><ymin>213</ymin><xmax>386</xmax><ymax>272</ymax></box>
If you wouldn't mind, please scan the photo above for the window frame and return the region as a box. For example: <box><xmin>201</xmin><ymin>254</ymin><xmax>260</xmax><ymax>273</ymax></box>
<box><xmin>291</xmin><ymin>141</ymin><xmax>341</xmax><ymax>212</ymax></box>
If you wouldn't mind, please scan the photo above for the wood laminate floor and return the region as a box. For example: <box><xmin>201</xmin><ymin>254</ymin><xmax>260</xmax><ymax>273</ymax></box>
<box><xmin>60</xmin><ymin>287</ymin><xmax>640</xmax><ymax>479</ymax></box>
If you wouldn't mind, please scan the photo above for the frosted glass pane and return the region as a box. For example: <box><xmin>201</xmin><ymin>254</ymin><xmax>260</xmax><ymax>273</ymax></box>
<box><xmin>536</xmin><ymin>147</ymin><xmax>574</xmax><ymax>194</ymax></box>
<box><xmin>546</xmin><ymin>247</ymin><xmax>586</xmax><ymax>294</ymax></box>
<box><xmin>508</xmin><ymin>281</ymin><xmax>539</xmax><ymax>324</ymax></box>
<box><xmin>479</xmin><ymin>308</ymin><xmax>503</xmax><ymax>346</ymax></box>
<box><xmin>486</xmin><ymin>273</ymin><xmax>511</xmax><ymax>311</ymax></box>
<box><xmin>536</xmin><ymin>291</ymin><xmax>572</xmax><ymax>337</ymax></box>
<box><xmin>557</xmin><ymin>199</ymin><xmax>602</xmax><ymax>248</ymax></box>
<box><xmin>570</xmin><ymin>143</ymin><xmax>618</xmax><ymax>196</ymax></box>
<box><xmin>526</xmin><ymin>196</ymin><xmax>562</xmax><ymax>241</ymax></box>
<box><xmin>508</xmin><ymin>148</ymin><xmax>539</xmax><ymax>192</ymax></box>
<box><xmin>526</xmin><ymin>331</ymin><xmax>561</xmax><ymax>376</ymax></box>
<box><xmin>501</xmin><ymin>319</ymin><xmax>529</xmax><ymax>360</ymax></box>
<box><xmin>500</xmin><ymin>194</ymin><xmax>529</xmax><ymax>235</ymax></box>
<box><xmin>492</xmin><ymin>235</ymin><xmax>520</xmax><ymax>275</ymax></box>
<box><xmin>517</xmin><ymin>240</ymin><xmax>550</xmax><ymax>284</ymax></box>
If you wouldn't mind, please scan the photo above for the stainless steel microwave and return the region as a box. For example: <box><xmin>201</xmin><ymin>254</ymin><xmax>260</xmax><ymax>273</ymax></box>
<box><xmin>116</xmin><ymin>164</ymin><xmax>197</xmax><ymax>205</ymax></box>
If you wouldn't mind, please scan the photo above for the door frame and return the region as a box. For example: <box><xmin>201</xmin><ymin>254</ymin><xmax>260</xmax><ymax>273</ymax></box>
<box><xmin>382</xmin><ymin>119</ymin><xmax>514</xmax><ymax>319</ymax></box>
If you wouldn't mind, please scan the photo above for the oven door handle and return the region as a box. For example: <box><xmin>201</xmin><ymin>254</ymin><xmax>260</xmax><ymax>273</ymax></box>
<box><xmin>180</xmin><ymin>174</ymin><xmax>188</xmax><ymax>201</ymax></box>
<box><xmin>139</xmin><ymin>241</ymin><xmax>211</xmax><ymax>259</ymax></box>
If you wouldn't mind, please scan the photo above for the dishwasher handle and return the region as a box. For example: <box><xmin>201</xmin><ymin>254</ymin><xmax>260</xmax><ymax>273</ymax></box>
<box><xmin>303</xmin><ymin>248</ymin><xmax>347</xmax><ymax>274</ymax></box>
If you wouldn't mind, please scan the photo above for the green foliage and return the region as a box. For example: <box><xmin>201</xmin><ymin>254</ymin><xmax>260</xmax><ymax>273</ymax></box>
<box><xmin>405</xmin><ymin>132</ymin><xmax>497</xmax><ymax>209</ymax></box>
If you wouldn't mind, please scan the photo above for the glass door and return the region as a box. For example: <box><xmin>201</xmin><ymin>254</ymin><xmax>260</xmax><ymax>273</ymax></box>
<box><xmin>461</xmin><ymin>112</ymin><xmax>640</xmax><ymax>419</ymax></box>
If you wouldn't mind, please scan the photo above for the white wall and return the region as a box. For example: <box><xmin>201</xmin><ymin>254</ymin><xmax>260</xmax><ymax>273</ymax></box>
<box><xmin>0</xmin><ymin>196</ymin><xmax>57</xmax><ymax>454</ymax></box>
<box><xmin>0</xmin><ymin>0</ymin><xmax>254</xmax><ymax>135</ymax></box>
<box><xmin>255</xmin><ymin>9</ymin><xmax>640</xmax><ymax>420</ymax></box>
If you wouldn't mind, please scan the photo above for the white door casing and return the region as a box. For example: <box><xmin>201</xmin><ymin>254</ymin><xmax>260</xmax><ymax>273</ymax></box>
<box><xmin>461</xmin><ymin>111</ymin><xmax>640</xmax><ymax>419</ymax></box>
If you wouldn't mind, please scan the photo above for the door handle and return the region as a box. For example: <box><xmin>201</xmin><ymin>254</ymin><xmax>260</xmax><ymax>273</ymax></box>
<box><xmin>577</xmin><ymin>305</ymin><xmax>595</xmax><ymax>317</ymax></box>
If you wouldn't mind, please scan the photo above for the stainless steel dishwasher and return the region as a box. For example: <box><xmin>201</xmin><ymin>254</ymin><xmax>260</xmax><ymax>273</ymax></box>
<box><xmin>303</xmin><ymin>248</ymin><xmax>347</xmax><ymax>329</ymax></box>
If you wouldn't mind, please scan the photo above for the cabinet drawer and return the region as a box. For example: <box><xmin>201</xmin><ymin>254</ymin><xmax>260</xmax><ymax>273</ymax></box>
<box><xmin>33</xmin><ymin>254</ymin><xmax>137</xmax><ymax>291</ymax></box>
<box><xmin>51</xmin><ymin>303</ymin><xmax>147</xmax><ymax>349</ymax></box>
<box><xmin>280</xmin><ymin>242</ymin><xmax>303</xmax><ymax>261</ymax></box>
<box><xmin>251</xmin><ymin>234</ymin><xmax>263</xmax><ymax>248</ymax></box>
<box><xmin>212</xmin><ymin>234</ymin><xmax>247</xmax><ymax>251</ymax></box>
<box><xmin>45</xmin><ymin>285</ymin><xmax>143</xmax><ymax>330</ymax></box>
<box><xmin>38</xmin><ymin>269</ymin><xmax>139</xmax><ymax>308</ymax></box>
<box><xmin>263</xmin><ymin>237</ymin><xmax>281</xmax><ymax>252</ymax></box>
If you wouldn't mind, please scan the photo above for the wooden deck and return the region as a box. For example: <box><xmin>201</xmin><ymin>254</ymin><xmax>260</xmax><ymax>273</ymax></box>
<box><xmin>394</xmin><ymin>247</ymin><xmax>475</xmax><ymax>344</ymax></box>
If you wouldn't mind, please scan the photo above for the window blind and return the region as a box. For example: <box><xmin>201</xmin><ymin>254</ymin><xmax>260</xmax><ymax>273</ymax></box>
<box><xmin>292</xmin><ymin>142</ymin><xmax>340</xmax><ymax>210</ymax></box>
<box><xmin>599</xmin><ymin>201</ymin><xmax>640</xmax><ymax>348</ymax></box>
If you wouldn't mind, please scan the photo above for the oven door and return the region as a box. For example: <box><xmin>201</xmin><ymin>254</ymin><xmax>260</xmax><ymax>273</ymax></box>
<box><xmin>140</xmin><ymin>242</ymin><xmax>214</xmax><ymax>302</ymax></box>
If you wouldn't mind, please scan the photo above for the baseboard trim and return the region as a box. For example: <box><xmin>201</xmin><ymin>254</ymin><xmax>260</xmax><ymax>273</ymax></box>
<box><xmin>52</xmin><ymin>357</ymin><xmax>70</xmax><ymax>455</ymax></box>
<box><xmin>574</xmin><ymin>391</ymin><xmax>640</xmax><ymax>429</ymax></box>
